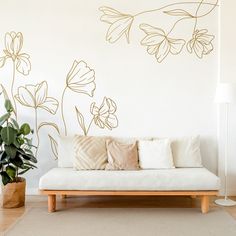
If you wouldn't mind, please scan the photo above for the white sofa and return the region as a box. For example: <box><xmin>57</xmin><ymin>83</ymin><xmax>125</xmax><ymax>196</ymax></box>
<box><xmin>39</xmin><ymin>136</ymin><xmax>220</xmax><ymax>213</ymax></box>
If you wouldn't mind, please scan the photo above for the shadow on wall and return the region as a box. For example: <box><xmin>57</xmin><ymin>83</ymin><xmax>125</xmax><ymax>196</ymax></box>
<box><xmin>200</xmin><ymin>136</ymin><xmax>218</xmax><ymax>173</ymax></box>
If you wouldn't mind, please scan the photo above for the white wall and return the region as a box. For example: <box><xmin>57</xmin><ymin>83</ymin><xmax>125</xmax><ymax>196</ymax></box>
<box><xmin>220</xmin><ymin>0</ymin><xmax>236</xmax><ymax>195</ymax></box>
<box><xmin>0</xmin><ymin>0</ymin><xmax>219</xmax><ymax>194</ymax></box>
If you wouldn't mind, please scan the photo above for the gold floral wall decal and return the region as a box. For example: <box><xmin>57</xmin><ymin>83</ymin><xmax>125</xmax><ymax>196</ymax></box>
<box><xmin>0</xmin><ymin>32</ymin><xmax>31</xmax><ymax>118</ymax></box>
<box><xmin>99</xmin><ymin>0</ymin><xmax>218</xmax><ymax>62</ymax></box>
<box><xmin>99</xmin><ymin>7</ymin><xmax>134</xmax><ymax>43</ymax></box>
<box><xmin>61</xmin><ymin>60</ymin><xmax>96</xmax><ymax>136</ymax></box>
<box><xmin>186</xmin><ymin>29</ymin><xmax>214</xmax><ymax>58</ymax></box>
<box><xmin>75</xmin><ymin>97</ymin><xmax>118</xmax><ymax>135</ymax></box>
<box><xmin>0</xmin><ymin>32</ymin><xmax>119</xmax><ymax>159</ymax></box>
<box><xmin>140</xmin><ymin>24</ymin><xmax>185</xmax><ymax>63</ymax></box>
<box><xmin>90</xmin><ymin>97</ymin><xmax>118</xmax><ymax>130</ymax></box>
<box><xmin>15</xmin><ymin>81</ymin><xmax>59</xmax><ymax>156</ymax></box>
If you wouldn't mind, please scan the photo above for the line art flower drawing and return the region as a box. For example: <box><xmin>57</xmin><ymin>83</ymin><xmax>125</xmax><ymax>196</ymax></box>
<box><xmin>75</xmin><ymin>97</ymin><xmax>118</xmax><ymax>136</ymax></box>
<box><xmin>15</xmin><ymin>81</ymin><xmax>58</xmax><ymax>114</ymax></box>
<box><xmin>61</xmin><ymin>60</ymin><xmax>96</xmax><ymax>136</ymax></box>
<box><xmin>140</xmin><ymin>24</ymin><xmax>185</xmax><ymax>63</ymax></box>
<box><xmin>0</xmin><ymin>32</ymin><xmax>31</xmax><ymax>118</ymax></box>
<box><xmin>99</xmin><ymin>0</ymin><xmax>218</xmax><ymax>63</ymax></box>
<box><xmin>15</xmin><ymin>81</ymin><xmax>59</xmax><ymax>156</ymax></box>
<box><xmin>99</xmin><ymin>6</ymin><xmax>134</xmax><ymax>43</ymax></box>
<box><xmin>186</xmin><ymin>29</ymin><xmax>214</xmax><ymax>58</ymax></box>
<box><xmin>90</xmin><ymin>97</ymin><xmax>118</xmax><ymax>130</ymax></box>
<box><xmin>0</xmin><ymin>32</ymin><xmax>119</xmax><ymax>160</ymax></box>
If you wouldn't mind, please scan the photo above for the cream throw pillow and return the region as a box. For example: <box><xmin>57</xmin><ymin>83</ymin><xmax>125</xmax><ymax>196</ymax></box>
<box><xmin>57</xmin><ymin>135</ymin><xmax>74</xmax><ymax>168</ymax></box>
<box><xmin>138</xmin><ymin>139</ymin><xmax>175</xmax><ymax>169</ymax></box>
<box><xmin>171</xmin><ymin>136</ymin><xmax>203</xmax><ymax>167</ymax></box>
<box><xmin>105</xmin><ymin>139</ymin><xmax>139</xmax><ymax>170</ymax></box>
<box><xmin>73</xmin><ymin>135</ymin><xmax>108</xmax><ymax>170</ymax></box>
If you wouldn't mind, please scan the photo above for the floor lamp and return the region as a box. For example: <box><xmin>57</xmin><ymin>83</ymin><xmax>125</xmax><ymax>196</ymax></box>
<box><xmin>214</xmin><ymin>83</ymin><xmax>236</xmax><ymax>206</ymax></box>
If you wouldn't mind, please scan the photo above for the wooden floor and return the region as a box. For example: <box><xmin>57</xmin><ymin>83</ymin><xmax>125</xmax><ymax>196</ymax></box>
<box><xmin>1</xmin><ymin>195</ymin><xmax>236</xmax><ymax>233</ymax></box>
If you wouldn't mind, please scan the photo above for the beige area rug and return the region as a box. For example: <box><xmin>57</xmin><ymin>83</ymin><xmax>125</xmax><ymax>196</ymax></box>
<box><xmin>4</xmin><ymin>208</ymin><xmax>236</xmax><ymax>236</ymax></box>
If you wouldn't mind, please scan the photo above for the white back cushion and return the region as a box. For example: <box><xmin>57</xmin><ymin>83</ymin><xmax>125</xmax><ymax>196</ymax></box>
<box><xmin>171</xmin><ymin>136</ymin><xmax>203</xmax><ymax>167</ymax></box>
<box><xmin>138</xmin><ymin>139</ymin><xmax>175</xmax><ymax>169</ymax></box>
<box><xmin>58</xmin><ymin>135</ymin><xmax>75</xmax><ymax>167</ymax></box>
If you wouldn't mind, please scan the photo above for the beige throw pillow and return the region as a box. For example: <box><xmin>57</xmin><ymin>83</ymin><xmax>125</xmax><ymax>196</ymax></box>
<box><xmin>171</xmin><ymin>136</ymin><xmax>203</xmax><ymax>167</ymax></box>
<box><xmin>105</xmin><ymin>139</ymin><xmax>139</xmax><ymax>170</ymax></box>
<box><xmin>73</xmin><ymin>135</ymin><xmax>108</xmax><ymax>170</ymax></box>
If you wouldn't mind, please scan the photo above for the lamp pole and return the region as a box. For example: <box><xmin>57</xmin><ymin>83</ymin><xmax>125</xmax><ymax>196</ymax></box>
<box><xmin>215</xmin><ymin>102</ymin><xmax>236</xmax><ymax>206</ymax></box>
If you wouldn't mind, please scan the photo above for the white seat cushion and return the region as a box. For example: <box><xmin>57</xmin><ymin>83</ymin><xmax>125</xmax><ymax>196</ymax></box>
<box><xmin>39</xmin><ymin>168</ymin><xmax>220</xmax><ymax>191</ymax></box>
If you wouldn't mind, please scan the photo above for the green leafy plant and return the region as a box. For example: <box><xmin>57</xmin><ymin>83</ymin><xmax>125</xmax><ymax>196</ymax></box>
<box><xmin>0</xmin><ymin>99</ymin><xmax>37</xmax><ymax>185</ymax></box>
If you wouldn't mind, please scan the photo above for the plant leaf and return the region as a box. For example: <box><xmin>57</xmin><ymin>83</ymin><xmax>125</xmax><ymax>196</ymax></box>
<box><xmin>0</xmin><ymin>152</ymin><xmax>10</xmax><ymax>164</ymax></box>
<box><xmin>11</xmin><ymin>154</ymin><xmax>24</xmax><ymax>168</ymax></box>
<box><xmin>38</xmin><ymin>122</ymin><xmax>60</xmax><ymax>134</ymax></box>
<box><xmin>75</xmin><ymin>106</ymin><xmax>86</xmax><ymax>135</ymax></box>
<box><xmin>4</xmin><ymin>99</ymin><xmax>14</xmax><ymax>112</ymax></box>
<box><xmin>1</xmin><ymin>127</ymin><xmax>17</xmax><ymax>145</ymax></box>
<box><xmin>6</xmin><ymin>166</ymin><xmax>16</xmax><ymax>180</ymax></box>
<box><xmin>5</xmin><ymin>145</ymin><xmax>17</xmax><ymax>158</ymax></box>
<box><xmin>23</xmin><ymin>162</ymin><xmax>37</xmax><ymax>169</ymax></box>
<box><xmin>48</xmin><ymin>135</ymin><xmax>58</xmax><ymax>160</ymax></box>
<box><xmin>10</xmin><ymin>118</ymin><xmax>20</xmax><ymax>130</ymax></box>
<box><xmin>0</xmin><ymin>113</ymin><xmax>10</xmax><ymax>126</ymax></box>
<box><xmin>20</xmin><ymin>153</ymin><xmax>37</xmax><ymax>163</ymax></box>
<box><xmin>164</xmin><ymin>9</ymin><xmax>193</xmax><ymax>17</ymax></box>
<box><xmin>0</xmin><ymin>84</ymin><xmax>10</xmax><ymax>100</ymax></box>
<box><xmin>0</xmin><ymin>171</ymin><xmax>11</xmax><ymax>185</ymax></box>
<box><xmin>18</xmin><ymin>167</ymin><xmax>31</xmax><ymax>175</ymax></box>
<box><xmin>20</xmin><ymin>123</ymin><xmax>31</xmax><ymax>135</ymax></box>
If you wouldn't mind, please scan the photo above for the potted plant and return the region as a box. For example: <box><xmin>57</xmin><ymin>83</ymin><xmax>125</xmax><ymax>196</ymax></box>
<box><xmin>0</xmin><ymin>99</ymin><xmax>37</xmax><ymax>208</ymax></box>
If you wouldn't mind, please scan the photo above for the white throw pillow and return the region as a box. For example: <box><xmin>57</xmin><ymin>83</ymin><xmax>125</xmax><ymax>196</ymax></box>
<box><xmin>57</xmin><ymin>135</ymin><xmax>75</xmax><ymax>168</ymax></box>
<box><xmin>171</xmin><ymin>136</ymin><xmax>203</xmax><ymax>167</ymax></box>
<box><xmin>138</xmin><ymin>139</ymin><xmax>175</xmax><ymax>169</ymax></box>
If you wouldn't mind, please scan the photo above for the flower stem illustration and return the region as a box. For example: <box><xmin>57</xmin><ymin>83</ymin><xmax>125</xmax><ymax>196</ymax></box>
<box><xmin>61</xmin><ymin>87</ymin><xmax>68</xmax><ymax>135</ymax></box>
<box><xmin>38</xmin><ymin>122</ymin><xmax>60</xmax><ymax>159</ymax></box>
<box><xmin>75</xmin><ymin>97</ymin><xmax>118</xmax><ymax>136</ymax></box>
<box><xmin>99</xmin><ymin>0</ymin><xmax>218</xmax><ymax>62</ymax></box>
<box><xmin>61</xmin><ymin>60</ymin><xmax>96</xmax><ymax>136</ymax></box>
<box><xmin>0</xmin><ymin>31</ymin><xmax>31</xmax><ymax>118</ymax></box>
<box><xmin>133</xmin><ymin>1</ymin><xmax>218</xmax><ymax>18</ymax></box>
<box><xmin>34</xmin><ymin>108</ymin><xmax>40</xmax><ymax>156</ymax></box>
<box><xmin>15</xmin><ymin>81</ymin><xmax>59</xmax><ymax>156</ymax></box>
<box><xmin>11</xmin><ymin>60</ymin><xmax>17</xmax><ymax>118</ymax></box>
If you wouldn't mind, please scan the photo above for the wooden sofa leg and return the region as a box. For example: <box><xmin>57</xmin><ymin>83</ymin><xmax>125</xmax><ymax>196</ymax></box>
<box><xmin>201</xmin><ymin>195</ymin><xmax>209</xmax><ymax>214</ymax></box>
<box><xmin>48</xmin><ymin>194</ymin><xmax>56</xmax><ymax>213</ymax></box>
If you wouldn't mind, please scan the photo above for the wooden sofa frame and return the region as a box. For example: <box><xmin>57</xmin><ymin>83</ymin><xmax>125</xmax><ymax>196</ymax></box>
<box><xmin>40</xmin><ymin>190</ymin><xmax>218</xmax><ymax>214</ymax></box>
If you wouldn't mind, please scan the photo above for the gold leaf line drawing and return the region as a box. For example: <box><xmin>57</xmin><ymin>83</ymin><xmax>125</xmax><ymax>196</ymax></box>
<box><xmin>0</xmin><ymin>32</ymin><xmax>31</xmax><ymax>118</ymax></box>
<box><xmin>75</xmin><ymin>97</ymin><xmax>118</xmax><ymax>136</ymax></box>
<box><xmin>61</xmin><ymin>60</ymin><xmax>96</xmax><ymax>136</ymax></box>
<box><xmin>48</xmin><ymin>135</ymin><xmax>58</xmax><ymax>160</ymax></box>
<box><xmin>15</xmin><ymin>81</ymin><xmax>59</xmax><ymax>156</ymax></box>
<box><xmin>99</xmin><ymin>7</ymin><xmax>134</xmax><ymax>43</ymax></box>
<box><xmin>0</xmin><ymin>84</ymin><xmax>10</xmax><ymax>101</ymax></box>
<box><xmin>38</xmin><ymin>123</ymin><xmax>60</xmax><ymax>159</ymax></box>
<box><xmin>99</xmin><ymin>0</ymin><xmax>218</xmax><ymax>62</ymax></box>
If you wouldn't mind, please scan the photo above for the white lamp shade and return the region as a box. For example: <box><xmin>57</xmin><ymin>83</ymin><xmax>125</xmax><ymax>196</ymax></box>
<box><xmin>214</xmin><ymin>83</ymin><xmax>236</xmax><ymax>104</ymax></box>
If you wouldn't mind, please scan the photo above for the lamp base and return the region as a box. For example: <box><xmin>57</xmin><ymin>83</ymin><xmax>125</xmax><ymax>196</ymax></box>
<box><xmin>215</xmin><ymin>198</ymin><xmax>236</xmax><ymax>206</ymax></box>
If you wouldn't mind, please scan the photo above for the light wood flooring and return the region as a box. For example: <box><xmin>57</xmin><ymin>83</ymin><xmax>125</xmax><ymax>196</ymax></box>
<box><xmin>1</xmin><ymin>195</ymin><xmax>236</xmax><ymax>234</ymax></box>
